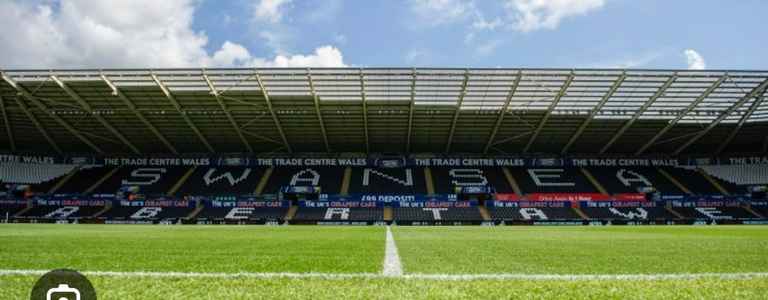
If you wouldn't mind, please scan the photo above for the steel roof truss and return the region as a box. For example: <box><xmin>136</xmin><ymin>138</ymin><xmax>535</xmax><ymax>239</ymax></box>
<box><xmin>635</xmin><ymin>75</ymin><xmax>728</xmax><ymax>155</ymax></box>
<box><xmin>51</xmin><ymin>75</ymin><xmax>141</xmax><ymax>154</ymax></box>
<box><xmin>484</xmin><ymin>70</ymin><xmax>523</xmax><ymax>154</ymax></box>
<box><xmin>444</xmin><ymin>70</ymin><xmax>470</xmax><ymax>153</ymax></box>
<box><xmin>100</xmin><ymin>74</ymin><xmax>179</xmax><ymax>155</ymax></box>
<box><xmin>599</xmin><ymin>74</ymin><xmax>678</xmax><ymax>154</ymax></box>
<box><xmin>523</xmin><ymin>72</ymin><xmax>575</xmax><ymax>153</ymax></box>
<box><xmin>674</xmin><ymin>78</ymin><xmax>768</xmax><ymax>155</ymax></box>
<box><xmin>2</xmin><ymin>72</ymin><xmax>102</xmax><ymax>153</ymax></box>
<box><xmin>0</xmin><ymin>96</ymin><xmax>15</xmax><ymax>152</ymax></box>
<box><xmin>255</xmin><ymin>72</ymin><xmax>293</xmax><ymax>153</ymax></box>
<box><xmin>307</xmin><ymin>69</ymin><xmax>331</xmax><ymax>152</ymax></box>
<box><xmin>151</xmin><ymin>73</ymin><xmax>215</xmax><ymax>153</ymax></box>
<box><xmin>203</xmin><ymin>73</ymin><xmax>254</xmax><ymax>153</ymax></box>
<box><xmin>561</xmin><ymin>72</ymin><xmax>626</xmax><ymax>154</ymax></box>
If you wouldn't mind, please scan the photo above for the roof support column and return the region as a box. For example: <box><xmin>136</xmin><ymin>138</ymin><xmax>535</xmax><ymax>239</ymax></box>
<box><xmin>203</xmin><ymin>73</ymin><xmax>254</xmax><ymax>153</ymax></box>
<box><xmin>359</xmin><ymin>69</ymin><xmax>370</xmax><ymax>154</ymax></box>
<box><xmin>101</xmin><ymin>74</ymin><xmax>179</xmax><ymax>155</ymax></box>
<box><xmin>561</xmin><ymin>72</ymin><xmax>626</xmax><ymax>154</ymax></box>
<box><xmin>255</xmin><ymin>72</ymin><xmax>292</xmax><ymax>153</ymax></box>
<box><xmin>307</xmin><ymin>69</ymin><xmax>331</xmax><ymax>152</ymax></box>
<box><xmin>635</xmin><ymin>75</ymin><xmax>727</xmax><ymax>155</ymax></box>
<box><xmin>674</xmin><ymin>78</ymin><xmax>768</xmax><ymax>155</ymax></box>
<box><xmin>2</xmin><ymin>72</ymin><xmax>102</xmax><ymax>153</ymax></box>
<box><xmin>12</xmin><ymin>95</ymin><xmax>63</xmax><ymax>154</ymax></box>
<box><xmin>406</xmin><ymin>69</ymin><xmax>416</xmax><ymax>153</ymax></box>
<box><xmin>51</xmin><ymin>75</ymin><xmax>141</xmax><ymax>154</ymax></box>
<box><xmin>523</xmin><ymin>72</ymin><xmax>575</xmax><ymax>153</ymax></box>
<box><xmin>445</xmin><ymin>70</ymin><xmax>470</xmax><ymax>153</ymax></box>
<box><xmin>0</xmin><ymin>96</ymin><xmax>16</xmax><ymax>152</ymax></box>
<box><xmin>151</xmin><ymin>73</ymin><xmax>215</xmax><ymax>153</ymax></box>
<box><xmin>484</xmin><ymin>70</ymin><xmax>523</xmax><ymax>154</ymax></box>
<box><xmin>600</xmin><ymin>74</ymin><xmax>677</xmax><ymax>154</ymax></box>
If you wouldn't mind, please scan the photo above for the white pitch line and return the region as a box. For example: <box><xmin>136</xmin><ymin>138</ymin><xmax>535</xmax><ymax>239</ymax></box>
<box><xmin>382</xmin><ymin>226</ymin><xmax>404</xmax><ymax>276</ymax></box>
<box><xmin>1</xmin><ymin>269</ymin><xmax>767</xmax><ymax>281</ymax></box>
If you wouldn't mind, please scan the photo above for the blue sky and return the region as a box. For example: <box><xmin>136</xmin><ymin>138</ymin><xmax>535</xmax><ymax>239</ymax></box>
<box><xmin>0</xmin><ymin>0</ymin><xmax>765</xmax><ymax>69</ymax></box>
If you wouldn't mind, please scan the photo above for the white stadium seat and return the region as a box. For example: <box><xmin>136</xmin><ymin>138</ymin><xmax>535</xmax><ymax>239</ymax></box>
<box><xmin>0</xmin><ymin>163</ymin><xmax>93</xmax><ymax>184</ymax></box>
<box><xmin>698</xmin><ymin>165</ymin><xmax>768</xmax><ymax>185</ymax></box>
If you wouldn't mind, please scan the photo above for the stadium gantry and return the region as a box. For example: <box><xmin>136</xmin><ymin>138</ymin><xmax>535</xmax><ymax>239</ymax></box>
<box><xmin>1</xmin><ymin>68</ymin><xmax>767</xmax><ymax>156</ymax></box>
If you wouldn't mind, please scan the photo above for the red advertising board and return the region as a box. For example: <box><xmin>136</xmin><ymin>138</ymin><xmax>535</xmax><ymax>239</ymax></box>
<box><xmin>613</xmin><ymin>193</ymin><xmax>647</xmax><ymax>201</ymax></box>
<box><xmin>495</xmin><ymin>193</ymin><xmax>647</xmax><ymax>202</ymax></box>
<box><xmin>526</xmin><ymin>193</ymin><xmax>611</xmax><ymax>201</ymax></box>
<box><xmin>494</xmin><ymin>193</ymin><xmax>521</xmax><ymax>201</ymax></box>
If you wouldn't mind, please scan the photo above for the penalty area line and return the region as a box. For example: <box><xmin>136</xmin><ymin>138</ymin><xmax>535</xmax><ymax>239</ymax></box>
<box><xmin>1</xmin><ymin>269</ymin><xmax>767</xmax><ymax>281</ymax></box>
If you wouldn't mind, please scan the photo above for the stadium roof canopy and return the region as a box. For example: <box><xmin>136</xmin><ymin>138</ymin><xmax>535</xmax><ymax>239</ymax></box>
<box><xmin>0</xmin><ymin>68</ymin><xmax>767</xmax><ymax>156</ymax></box>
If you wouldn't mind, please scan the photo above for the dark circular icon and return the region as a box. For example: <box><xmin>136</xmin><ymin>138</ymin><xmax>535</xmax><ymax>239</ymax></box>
<box><xmin>30</xmin><ymin>269</ymin><xmax>96</xmax><ymax>300</ymax></box>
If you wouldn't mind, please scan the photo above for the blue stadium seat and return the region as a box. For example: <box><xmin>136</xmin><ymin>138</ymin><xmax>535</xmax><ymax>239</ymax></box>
<box><xmin>92</xmin><ymin>166</ymin><xmax>190</xmax><ymax>196</ymax></box>
<box><xmin>348</xmin><ymin>167</ymin><xmax>427</xmax><ymax>194</ymax></box>
<box><xmin>292</xmin><ymin>207</ymin><xmax>383</xmax><ymax>222</ymax></box>
<box><xmin>429</xmin><ymin>167</ymin><xmax>512</xmax><ymax>194</ymax></box>
<box><xmin>177</xmin><ymin>167</ymin><xmax>266</xmax><ymax>196</ymax></box>
<box><xmin>262</xmin><ymin>167</ymin><xmax>344</xmax><ymax>194</ymax></box>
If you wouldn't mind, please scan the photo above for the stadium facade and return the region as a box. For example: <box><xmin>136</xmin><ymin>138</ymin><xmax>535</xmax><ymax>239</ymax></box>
<box><xmin>0</xmin><ymin>68</ymin><xmax>767</xmax><ymax>225</ymax></box>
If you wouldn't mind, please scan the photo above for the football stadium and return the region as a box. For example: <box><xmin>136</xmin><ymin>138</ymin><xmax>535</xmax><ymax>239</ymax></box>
<box><xmin>0</xmin><ymin>68</ymin><xmax>767</xmax><ymax>298</ymax></box>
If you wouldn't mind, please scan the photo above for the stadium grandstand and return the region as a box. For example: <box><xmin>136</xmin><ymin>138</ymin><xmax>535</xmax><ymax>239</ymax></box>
<box><xmin>1</xmin><ymin>68</ymin><xmax>767</xmax><ymax>225</ymax></box>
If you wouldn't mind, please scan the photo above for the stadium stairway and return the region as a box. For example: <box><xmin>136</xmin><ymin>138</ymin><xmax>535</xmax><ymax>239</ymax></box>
<box><xmin>284</xmin><ymin>206</ymin><xmax>298</xmax><ymax>221</ymax></box>
<box><xmin>92</xmin><ymin>201</ymin><xmax>113</xmax><ymax>218</ymax></box>
<box><xmin>167</xmin><ymin>166</ymin><xmax>197</xmax><ymax>196</ymax></box>
<box><xmin>478</xmin><ymin>206</ymin><xmax>491</xmax><ymax>221</ymax></box>
<box><xmin>657</xmin><ymin>168</ymin><xmax>693</xmax><ymax>195</ymax></box>
<box><xmin>85</xmin><ymin>166</ymin><xmax>122</xmax><ymax>195</ymax></box>
<box><xmin>572</xmin><ymin>207</ymin><xmax>589</xmax><ymax>220</ymax></box>
<box><xmin>254</xmin><ymin>167</ymin><xmax>273</xmax><ymax>195</ymax></box>
<box><xmin>696</xmin><ymin>168</ymin><xmax>731</xmax><ymax>196</ymax></box>
<box><xmin>340</xmin><ymin>167</ymin><xmax>352</xmax><ymax>196</ymax></box>
<box><xmin>48</xmin><ymin>166</ymin><xmax>80</xmax><ymax>194</ymax></box>
<box><xmin>12</xmin><ymin>200</ymin><xmax>33</xmax><ymax>218</ymax></box>
<box><xmin>383</xmin><ymin>207</ymin><xmax>393</xmax><ymax>221</ymax></box>
<box><xmin>424</xmin><ymin>167</ymin><xmax>435</xmax><ymax>195</ymax></box>
<box><xmin>186</xmin><ymin>200</ymin><xmax>204</xmax><ymax>219</ymax></box>
<box><xmin>501</xmin><ymin>167</ymin><xmax>523</xmax><ymax>196</ymax></box>
<box><xmin>744</xmin><ymin>204</ymin><xmax>765</xmax><ymax>218</ymax></box>
<box><xmin>664</xmin><ymin>203</ymin><xmax>685</xmax><ymax>219</ymax></box>
<box><xmin>580</xmin><ymin>168</ymin><xmax>609</xmax><ymax>195</ymax></box>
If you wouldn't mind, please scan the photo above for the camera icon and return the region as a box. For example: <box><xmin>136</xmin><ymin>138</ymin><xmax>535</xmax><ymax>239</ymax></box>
<box><xmin>31</xmin><ymin>269</ymin><xmax>96</xmax><ymax>300</ymax></box>
<box><xmin>46</xmin><ymin>284</ymin><xmax>80</xmax><ymax>300</ymax></box>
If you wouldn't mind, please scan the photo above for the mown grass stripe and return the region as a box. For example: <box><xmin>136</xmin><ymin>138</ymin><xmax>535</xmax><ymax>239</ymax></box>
<box><xmin>2</xmin><ymin>269</ymin><xmax>767</xmax><ymax>281</ymax></box>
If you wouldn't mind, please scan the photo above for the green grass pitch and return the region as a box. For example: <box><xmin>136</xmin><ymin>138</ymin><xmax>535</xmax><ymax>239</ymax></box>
<box><xmin>1</xmin><ymin>224</ymin><xmax>767</xmax><ymax>299</ymax></box>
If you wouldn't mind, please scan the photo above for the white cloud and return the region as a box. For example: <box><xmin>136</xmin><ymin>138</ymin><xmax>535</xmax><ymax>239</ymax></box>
<box><xmin>472</xmin><ymin>16</ymin><xmax>503</xmax><ymax>31</ymax></box>
<box><xmin>248</xmin><ymin>45</ymin><xmax>348</xmax><ymax>68</ymax></box>
<box><xmin>410</xmin><ymin>0</ymin><xmax>605</xmax><ymax>57</ymax></box>
<box><xmin>474</xmin><ymin>39</ymin><xmax>503</xmax><ymax>57</ymax></box>
<box><xmin>259</xmin><ymin>30</ymin><xmax>293</xmax><ymax>54</ymax></box>
<box><xmin>684</xmin><ymin>49</ymin><xmax>706</xmax><ymax>70</ymax></box>
<box><xmin>411</xmin><ymin>0</ymin><xmax>605</xmax><ymax>33</ymax></box>
<box><xmin>253</xmin><ymin>46</ymin><xmax>347</xmax><ymax>68</ymax></box>
<box><xmin>0</xmin><ymin>0</ymin><xmax>346</xmax><ymax>68</ymax></box>
<box><xmin>409</xmin><ymin>0</ymin><xmax>475</xmax><ymax>26</ymax></box>
<box><xmin>505</xmin><ymin>0</ymin><xmax>606</xmax><ymax>32</ymax></box>
<box><xmin>253</xmin><ymin>0</ymin><xmax>292</xmax><ymax>24</ymax></box>
<box><xmin>305</xmin><ymin>0</ymin><xmax>343</xmax><ymax>23</ymax></box>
